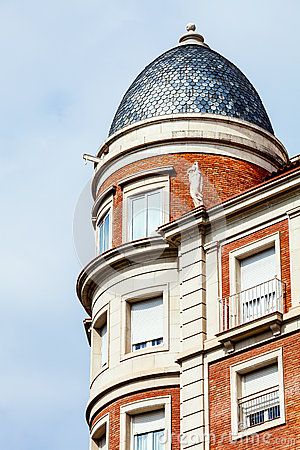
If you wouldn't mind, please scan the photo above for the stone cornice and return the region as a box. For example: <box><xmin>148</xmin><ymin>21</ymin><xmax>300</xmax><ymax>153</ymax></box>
<box><xmin>90</xmin><ymin>114</ymin><xmax>288</xmax><ymax>198</ymax></box>
<box><xmin>77</xmin><ymin>237</ymin><xmax>178</xmax><ymax>314</ymax></box>
<box><xmin>86</xmin><ymin>371</ymin><xmax>180</xmax><ymax>426</ymax></box>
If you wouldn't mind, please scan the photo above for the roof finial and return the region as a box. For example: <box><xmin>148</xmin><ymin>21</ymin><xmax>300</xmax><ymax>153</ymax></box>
<box><xmin>179</xmin><ymin>23</ymin><xmax>209</xmax><ymax>47</ymax></box>
<box><xmin>186</xmin><ymin>23</ymin><xmax>196</xmax><ymax>32</ymax></box>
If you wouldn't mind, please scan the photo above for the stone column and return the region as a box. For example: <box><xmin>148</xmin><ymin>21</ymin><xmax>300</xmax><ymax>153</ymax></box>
<box><xmin>287</xmin><ymin>207</ymin><xmax>300</xmax><ymax>308</ymax></box>
<box><xmin>178</xmin><ymin>227</ymin><xmax>206</xmax><ymax>449</ymax></box>
<box><xmin>204</xmin><ymin>241</ymin><xmax>220</xmax><ymax>340</ymax></box>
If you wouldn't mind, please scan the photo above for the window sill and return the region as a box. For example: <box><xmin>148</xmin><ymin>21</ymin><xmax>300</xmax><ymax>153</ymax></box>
<box><xmin>120</xmin><ymin>344</ymin><xmax>169</xmax><ymax>362</ymax></box>
<box><xmin>216</xmin><ymin>312</ymin><xmax>283</xmax><ymax>353</ymax></box>
<box><xmin>232</xmin><ymin>417</ymin><xmax>285</xmax><ymax>441</ymax></box>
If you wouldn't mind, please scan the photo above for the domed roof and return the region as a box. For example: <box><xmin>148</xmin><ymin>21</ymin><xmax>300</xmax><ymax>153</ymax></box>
<box><xmin>109</xmin><ymin>32</ymin><xmax>273</xmax><ymax>136</ymax></box>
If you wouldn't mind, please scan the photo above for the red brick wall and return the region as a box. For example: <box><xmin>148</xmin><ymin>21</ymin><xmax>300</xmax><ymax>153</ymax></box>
<box><xmin>91</xmin><ymin>387</ymin><xmax>180</xmax><ymax>449</ymax></box>
<box><xmin>221</xmin><ymin>220</ymin><xmax>291</xmax><ymax>312</ymax></box>
<box><xmin>97</xmin><ymin>153</ymin><xmax>268</xmax><ymax>247</ymax></box>
<box><xmin>209</xmin><ymin>333</ymin><xmax>300</xmax><ymax>449</ymax></box>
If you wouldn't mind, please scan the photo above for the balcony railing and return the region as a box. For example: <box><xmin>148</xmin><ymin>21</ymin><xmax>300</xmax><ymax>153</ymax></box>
<box><xmin>219</xmin><ymin>277</ymin><xmax>285</xmax><ymax>332</ymax></box>
<box><xmin>238</xmin><ymin>386</ymin><xmax>280</xmax><ymax>431</ymax></box>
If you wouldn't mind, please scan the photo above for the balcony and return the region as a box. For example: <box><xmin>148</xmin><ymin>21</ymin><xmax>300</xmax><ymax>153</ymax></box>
<box><xmin>238</xmin><ymin>386</ymin><xmax>280</xmax><ymax>431</ymax></box>
<box><xmin>219</xmin><ymin>277</ymin><xmax>285</xmax><ymax>332</ymax></box>
<box><xmin>216</xmin><ymin>278</ymin><xmax>285</xmax><ymax>351</ymax></box>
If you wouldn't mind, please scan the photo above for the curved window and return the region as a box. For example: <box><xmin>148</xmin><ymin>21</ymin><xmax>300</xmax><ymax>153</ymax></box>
<box><xmin>97</xmin><ymin>210</ymin><xmax>111</xmax><ymax>254</ymax></box>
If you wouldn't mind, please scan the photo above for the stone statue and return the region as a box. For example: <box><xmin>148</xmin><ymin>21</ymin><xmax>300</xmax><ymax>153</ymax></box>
<box><xmin>187</xmin><ymin>162</ymin><xmax>204</xmax><ymax>207</ymax></box>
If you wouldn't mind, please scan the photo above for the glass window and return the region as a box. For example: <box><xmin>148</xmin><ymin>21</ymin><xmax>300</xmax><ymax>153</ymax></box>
<box><xmin>128</xmin><ymin>190</ymin><xmax>163</xmax><ymax>241</ymax></box>
<box><xmin>238</xmin><ymin>364</ymin><xmax>280</xmax><ymax>430</ymax></box>
<box><xmin>132</xmin><ymin>410</ymin><xmax>165</xmax><ymax>450</ymax></box>
<box><xmin>131</xmin><ymin>298</ymin><xmax>163</xmax><ymax>352</ymax></box>
<box><xmin>98</xmin><ymin>211</ymin><xmax>111</xmax><ymax>254</ymax></box>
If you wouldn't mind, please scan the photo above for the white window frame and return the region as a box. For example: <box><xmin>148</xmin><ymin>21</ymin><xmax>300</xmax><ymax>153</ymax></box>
<box><xmin>90</xmin><ymin>413</ymin><xmax>109</xmax><ymax>450</ymax></box>
<box><xmin>91</xmin><ymin>305</ymin><xmax>109</xmax><ymax>381</ymax></box>
<box><xmin>95</xmin><ymin>194</ymin><xmax>113</xmax><ymax>255</ymax></box>
<box><xmin>229</xmin><ymin>233</ymin><xmax>281</xmax><ymax>297</ymax></box>
<box><xmin>122</xmin><ymin>175</ymin><xmax>170</xmax><ymax>243</ymax></box>
<box><xmin>230</xmin><ymin>348</ymin><xmax>285</xmax><ymax>440</ymax></box>
<box><xmin>120</xmin><ymin>285</ymin><xmax>169</xmax><ymax>361</ymax></box>
<box><xmin>127</xmin><ymin>189</ymin><xmax>163</xmax><ymax>241</ymax></box>
<box><xmin>119</xmin><ymin>396</ymin><xmax>171</xmax><ymax>450</ymax></box>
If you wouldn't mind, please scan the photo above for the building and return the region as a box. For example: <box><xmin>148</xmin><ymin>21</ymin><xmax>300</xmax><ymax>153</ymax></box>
<box><xmin>76</xmin><ymin>24</ymin><xmax>300</xmax><ymax>449</ymax></box>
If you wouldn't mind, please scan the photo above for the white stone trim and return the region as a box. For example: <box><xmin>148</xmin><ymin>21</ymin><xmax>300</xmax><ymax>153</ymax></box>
<box><xmin>228</xmin><ymin>232</ymin><xmax>281</xmax><ymax>296</ymax></box>
<box><xmin>230</xmin><ymin>348</ymin><xmax>285</xmax><ymax>440</ymax></box>
<box><xmin>287</xmin><ymin>206</ymin><xmax>300</xmax><ymax>307</ymax></box>
<box><xmin>91</xmin><ymin>113</ymin><xmax>287</xmax><ymax>196</ymax></box>
<box><xmin>122</xmin><ymin>175</ymin><xmax>170</xmax><ymax>243</ymax></box>
<box><xmin>90</xmin><ymin>413</ymin><xmax>110</xmax><ymax>450</ymax></box>
<box><xmin>119</xmin><ymin>396</ymin><xmax>172</xmax><ymax>450</ymax></box>
<box><xmin>118</xmin><ymin>166</ymin><xmax>176</xmax><ymax>187</ymax></box>
<box><xmin>93</xmin><ymin>143</ymin><xmax>278</xmax><ymax>197</ymax></box>
<box><xmin>120</xmin><ymin>284</ymin><xmax>170</xmax><ymax>361</ymax></box>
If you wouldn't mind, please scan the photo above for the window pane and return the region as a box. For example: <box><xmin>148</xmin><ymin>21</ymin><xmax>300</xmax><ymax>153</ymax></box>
<box><xmin>131</xmin><ymin>196</ymin><xmax>146</xmax><ymax>240</ymax></box>
<box><xmin>153</xmin><ymin>430</ymin><xmax>165</xmax><ymax>450</ymax></box>
<box><xmin>99</xmin><ymin>222</ymin><xmax>104</xmax><ymax>254</ymax></box>
<box><xmin>147</xmin><ymin>191</ymin><xmax>162</xmax><ymax>236</ymax></box>
<box><xmin>98</xmin><ymin>212</ymin><xmax>110</xmax><ymax>254</ymax></box>
<box><xmin>135</xmin><ymin>434</ymin><xmax>148</xmax><ymax>450</ymax></box>
<box><xmin>103</xmin><ymin>213</ymin><xmax>110</xmax><ymax>252</ymax></box>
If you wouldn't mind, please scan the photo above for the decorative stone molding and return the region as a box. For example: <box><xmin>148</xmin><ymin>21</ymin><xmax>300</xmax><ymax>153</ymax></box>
<box><xmin>118</xmin><ymin>166</ymin><xmax>176</xmax><ymax>188</ymax></box>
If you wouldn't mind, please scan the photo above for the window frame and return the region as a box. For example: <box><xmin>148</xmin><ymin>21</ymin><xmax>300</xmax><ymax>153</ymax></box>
<box><xmin>120</xmin><ymin>285</ymin><xmax>169</xmax><ymax>361</ymax></box>
<box><xmin>127</xmin><ymin>188</ymin><xmax>163</xmax><ymax>241</ymax></box>
<box><xmin>91</xmin><ymin>305</ymin><xmax>110</xmax><ymax>381</ymax></box>
<box><xmin>122</xmin><ymin>175</ymin><xmax>170</xmax><ymax>243</ymax></box>
<box><xmin>95</xmin><ymin>194</ymin><xmax>113</xmax><ymax>256</ymax></box>
<box><xmin>119</xmin><ymin>396</ymin><xmax>171</xmax><ymax>450</ymax></box>
<box><xmin>90</xmin><ymin>413</ymin><xmax>109</xmax><ymax>450</ymax></box>
<box><xmin>230</xmin><ymin>348</ymin><xmax>285</xmax><ymax>440</ymax></box>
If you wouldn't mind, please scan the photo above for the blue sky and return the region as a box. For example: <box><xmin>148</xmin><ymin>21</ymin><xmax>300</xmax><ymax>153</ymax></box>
<box><xmin>0</xmin><ymin>1</ymin><xmax>299</xmax><ymax>449</ymax></box>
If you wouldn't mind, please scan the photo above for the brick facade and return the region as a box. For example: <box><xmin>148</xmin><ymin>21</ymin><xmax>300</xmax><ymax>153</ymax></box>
<box><xmin>209</xmin><ymin>333</ymin><xmax>300</xmax><ymax>449</ymax></box>
<box><xmin>91</xmin><ymin>387</ymin><xmax>180</xmax><ymax>450</ymax></box>
<box><xmin>221</xmin><ymin>220</ymin><xmax>291</xmax><ymax>312</ymax></box>
<box><xmin>97</xmin><ymin>153</ymin><xmax>268</xmax><ymax>247</ymax></box>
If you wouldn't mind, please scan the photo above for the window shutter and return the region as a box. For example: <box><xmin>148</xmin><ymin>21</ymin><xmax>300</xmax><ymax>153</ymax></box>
<box><xmin>132</xmin><ymin>410</ymin><xmax>165</xmax><ymax>435</ymax></box>
<box><xmin>131</xmin><ymin>297</ymin><xmax>163</xmax><ymax>345</ymax></box>
<box><xmin>242</xmin><ymin>364</ymin><xmax>278</xmax><ymax>397</ymax></box>
<box><xmin>240</xmin><ymin>247</ymin><xmax>276</xmax><ymax>291</ymax></box>
<box><xmin>100</xmin><ymin>323</ymin><xmax>108</xmax><ymax>366</ymax></box>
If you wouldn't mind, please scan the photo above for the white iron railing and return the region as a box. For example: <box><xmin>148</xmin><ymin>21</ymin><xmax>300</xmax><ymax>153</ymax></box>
<box><xmin>219</xmin><ymin>277</ymin><xmax>285</xmax><ymax>332</ymax></box>
<box><xmin>238</xmin><ymin>386</ymin><xmax>280</xmax><ymax>430</ymax></box>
